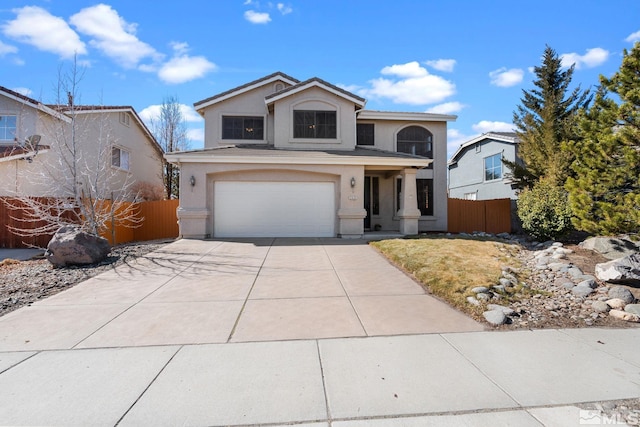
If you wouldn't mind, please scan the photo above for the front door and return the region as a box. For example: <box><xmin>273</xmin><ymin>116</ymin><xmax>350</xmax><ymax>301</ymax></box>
<box><xmin>363</xmin><ymin>176</ymin><xmax>379</xmax><ymax>230</ymax></box>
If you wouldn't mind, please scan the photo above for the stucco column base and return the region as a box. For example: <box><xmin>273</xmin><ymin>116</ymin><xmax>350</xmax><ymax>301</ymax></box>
<box><xmin>397</xmin><ymin>210</ymin><xmax>421</xmax><ymax>235</ymax></box>
<box><xmin>338</xmin><ymin>208</ymin><xmax>367</xmax><ymax>239</ymax></box>
<box><xmin>176</xmin><ymin>207</ymin><xmax>210</xmax><ymax>239</ymax></box>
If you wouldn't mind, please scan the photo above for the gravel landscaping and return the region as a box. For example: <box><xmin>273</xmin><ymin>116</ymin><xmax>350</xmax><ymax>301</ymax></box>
<box><xmin>0</xmin><ymin>240</ymin><xmax>170</xmax><ymax>317</ymax></box>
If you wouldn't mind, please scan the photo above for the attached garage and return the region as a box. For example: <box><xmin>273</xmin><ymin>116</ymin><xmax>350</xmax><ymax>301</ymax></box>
<box><xmin>213</xmin><ymin>181</ymin><xmax>336</xmax><ymax>237</ymax></box>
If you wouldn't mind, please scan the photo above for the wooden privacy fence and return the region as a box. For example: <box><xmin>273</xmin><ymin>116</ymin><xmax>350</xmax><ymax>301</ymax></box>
<box><xmin>0</xmin><ymin>198</ymin><xmax>179</xmax><ymax>249</ymax></box>
<box><xmin>448</xmin><ymin>198</ymin><xmax>512</xmax><ymax>234</ymax></box>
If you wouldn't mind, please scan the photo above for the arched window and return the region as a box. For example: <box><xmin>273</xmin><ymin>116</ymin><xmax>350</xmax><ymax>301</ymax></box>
<box><xmin>397</xmin><ymin>126</ymin><xmax>433</xmax><ymax>158</ymax></box>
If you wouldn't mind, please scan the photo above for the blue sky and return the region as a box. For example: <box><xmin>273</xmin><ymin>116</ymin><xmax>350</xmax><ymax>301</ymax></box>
<box><xmin>1</xmin><ymin>0</ymin><xmax>639</xmax><ymax>157</ymax></box>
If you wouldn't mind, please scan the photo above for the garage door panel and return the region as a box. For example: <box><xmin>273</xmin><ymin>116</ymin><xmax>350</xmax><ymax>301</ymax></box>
<box><xmin>214</xmin><ymin>181</ymin><xmax>335</xmax><ymax>237</ymax></box>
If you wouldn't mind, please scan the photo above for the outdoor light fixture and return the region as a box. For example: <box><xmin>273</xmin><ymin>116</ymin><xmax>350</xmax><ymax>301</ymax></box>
<box><xmin>189</xmin><ymin>175</ymin><xmax>196</xmax><ymax>187</ymax></box>
<box><xmin>350</xmin><ymin>177</ymin><xmax>356</xmax><ymax>188</ymax></box>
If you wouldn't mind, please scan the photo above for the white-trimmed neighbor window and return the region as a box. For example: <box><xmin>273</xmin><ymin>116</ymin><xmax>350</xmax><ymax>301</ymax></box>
<box><xmin>464</xmin><ymin>192</ymin><xmax>477</xmax><ymax>200</ymax></box>
<box><xmin>119</xmin><ymin>111</ymin><xmax>130</xmax><ymax>126</ymax></box>
<box><xmin>111</xmin><ymin>146</ymin><xmax>130</xmax><ymax>170</ymax></box>
<box><xmin>484</xmin><ymin>153</ymin><xmax>502</xmax><ymax>181</ymax></box>
<box><xmin>0</xmin><ymin>115</ymin><xmax>17</xmax><ymax>141</ymax></box>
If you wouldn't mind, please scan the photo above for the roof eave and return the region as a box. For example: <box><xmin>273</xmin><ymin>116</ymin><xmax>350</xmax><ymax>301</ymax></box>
<box><xmin>164</xmin><ymin>152</ymin><xmax>432</xmax><ymax>168</ymax></box>
<box><xmin>357</xmin><ymin>110</ymin><xmax>457</xmax><ymax>122</ymax></box>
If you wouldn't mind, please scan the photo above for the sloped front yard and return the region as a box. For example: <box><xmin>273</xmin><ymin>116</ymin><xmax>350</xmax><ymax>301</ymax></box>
<box><xmin>371</xmin><ymin>235</ymin><xmax>639</xmax><ymax>328</ymax></box>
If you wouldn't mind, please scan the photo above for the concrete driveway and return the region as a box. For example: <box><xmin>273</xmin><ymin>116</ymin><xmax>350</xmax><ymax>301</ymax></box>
<box><xmin>0</xmin><ymin>238</ymin><xmax>483</xmax><ymax>351</ymax></box>
<box><xmin>1</xmin><ymin>239</ymin><xmax>639</xmax><ymax>426</ymax></box>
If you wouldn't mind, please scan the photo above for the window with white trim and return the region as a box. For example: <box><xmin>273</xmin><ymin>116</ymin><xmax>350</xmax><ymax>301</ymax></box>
<box><xmin>484</xmin><ymin>153</ymin><xmax>502</xmax><ymax>181</ymax></box>
<box><xmin>0</xmin><ymin>115</ymin><xmax>17</xmax><ymax>141</ymax></box>
<box><xmin>119</xmin><ymin>111</ymin><xmax>130</xmax><ymax>127</ymax></box>
<box><xmin>464</xmin><ymin>192</ymin><xmax>477</xmax><ymax>200</ymax></box>
<box><xmin>111</xmin><ymin>146</ymin><xmax>130</xmax><ymax>170</ymax></box>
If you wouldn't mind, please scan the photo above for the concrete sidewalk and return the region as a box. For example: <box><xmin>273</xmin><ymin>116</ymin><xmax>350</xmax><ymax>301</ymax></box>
<box><xmin>0</xmin><ymin>329</ymin><xmax>638</xmax><ymax>425</ymax></box>
<box><xmin>0</xmin><ymin>238</ymin><xmax>638</xmax><ymax>425</ymax></box>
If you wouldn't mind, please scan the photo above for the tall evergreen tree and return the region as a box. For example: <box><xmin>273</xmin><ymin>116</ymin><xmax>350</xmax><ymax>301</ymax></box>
<box><xmin>565</xmin><ymin>43</ymin><xmax>640</xmax><ymax>235</ymax></box>
<box><xmin>505</xmin><ymin>45</ymin><xmax>591</xmax><ymax>189</ymax></box>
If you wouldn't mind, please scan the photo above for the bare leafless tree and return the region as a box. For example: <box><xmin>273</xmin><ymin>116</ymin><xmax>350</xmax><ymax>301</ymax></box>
<box><xmin>4</xmin><ymin>58</ymin><xmax>142</xmax><ymax>240</ymax></box>
<box><xmin>150</xmin><ymin>96</ymin><xmax>189</xmax><ymax>198</ymax></box>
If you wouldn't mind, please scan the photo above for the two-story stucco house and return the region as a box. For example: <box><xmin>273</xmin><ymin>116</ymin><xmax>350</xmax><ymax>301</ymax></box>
<box><xmin>0</xmin><ymin>85</ymin><xmax>164</xmax><ymax>200</ymax></box>
<box><xmin>166</xmin><ymin>72</ymin><xmax>456</xmax><ymax>239</ymax></box>
<box><xmin>448</xmin><ymin>132</ymin><xmax>520</xmax><ymax>201</ymax></box>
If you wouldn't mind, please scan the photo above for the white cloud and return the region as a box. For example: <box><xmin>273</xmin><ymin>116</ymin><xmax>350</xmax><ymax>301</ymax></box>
<box><xmin>361</xmin><ymin>61</ymin><xmax>455</xmax><ymax>105</ymax></box>
<box><xmin>11</xmin><ymin>87</ymin><xmax>33</xmax><ymax>96</ymax></box>
<box><xmin>425</xmin><ymin>59</ymin><xmax>456</xmax><ymax>72</ymax></box>
<box><xmin>489</xmin><ymin>67</ymin><xmax>524</xmax><ymax>87</ymax></box>
<box><xmin>560</xmin><ymin>47</ymin><xmax>609</xmax><ymax>69</ymax></box>
<box><xmin>625</xmin><ymin>30</ymin><xmax>640</xmax><ymax>42</ymax></box>
<box><xmin>381</xmin><ymin>61</ymin><xmax>427</xmax><ymax>78</ymax></box>
<box><xmin>2</xmin><ymin>6</ymin><xmax>86</xmax><ymax>59</ymax></box>
<box><xmin>0</xmin><ymin>40</ymin><xmax>18</xmax><ymax>56</ymax></box>
<box><xmin>139</xmin><ymin>103</ymin><xmax>203</xmax><ymax>124</ymax></box>
<box><xmin>244</xmin><ymin>10</ymin><xmax>271</xmax><ymax>24</ymax></box>
<box><xmin>158</xmin><ymin>55</ymin><xmax>216</xmax><ymax>84</ymax></box>
<box><xmin>447</xmin><ymin>129</ymin><xmax>473</xmax><ymax>159</ymax></box>
<box><xmin>426</xmin><ymin>101</ymin><xmax>466</xmax><ymax>115</ymax></box>
<box><xmin>70</xmin><ymin>4</ymin><xmax>160</xmax><ymax>68</ymax></box>
<box><xmin>277</xmin><ymin>3</ymin><xmax>293</xmax><ymax>14</ymax></box>
<box><xmin>472</xmin><ymin>120</ymin><xmax>514</xmax><ymax>134</ymax></box>
<box><xmin>337</xmin><ymin>83</ymin><xmax>363</xmax><ymax>93</ymax></box>
<box><xmin>187</xmin><ymin>128</ymin><xmax>205</xmax><ymax>146</ymax></box>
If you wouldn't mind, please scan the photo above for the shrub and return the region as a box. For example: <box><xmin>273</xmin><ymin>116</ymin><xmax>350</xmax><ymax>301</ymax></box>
<box><xmin>517</xmin><ymin>179</ymin><xmax>573</xmax><ymax>241</ymax></box>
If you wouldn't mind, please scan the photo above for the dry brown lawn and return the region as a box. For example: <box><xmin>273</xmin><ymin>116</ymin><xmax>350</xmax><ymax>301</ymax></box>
<box><xmin>371</xmin><ymin>236</ymin><xmax>522</xmax><ymax>317</ymax></box>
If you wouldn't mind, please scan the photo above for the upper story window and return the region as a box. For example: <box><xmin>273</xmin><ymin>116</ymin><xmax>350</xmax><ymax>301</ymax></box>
<box><xmin>397</xmin><ymin>126</ymin><xmax>433</xmax><ymax>157</ymax></box>
<box><xmin>112</xmin><ymin>146</ymin><xmax>130</xmax><ymax>171</ymax></box>
<box><xmin>293</xmin><ymin>110</ymin><xmax>336</xmax><ymax>139</ymax></box>
<box><xmin>484</xmin><ymin>153</ymin><xmax>502</xmax><ymax>181</ymax></box>
<box><xmin>0</xmin><ymin>115</ymin><xmax>17</xmax><ymax>141</ymax></box>
<box><xmin>119</xmin><ymin>111</ymin><xmax>130</xmax><ymax>127</ymax></box>
<box><xmin>222</xmin><ymin>116</ymin><xmax>264</xmax><ymax>140</ymax></box>
<box><xmin>357</xmin><ymin>123</ymin><xmax>374</xmax><ymax>146</ymax></box>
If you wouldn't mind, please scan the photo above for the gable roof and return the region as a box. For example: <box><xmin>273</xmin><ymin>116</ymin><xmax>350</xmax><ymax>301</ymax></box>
<box><xmin>265</xmin><ymin>77</ymin><xmax>366</xmax><ymax>107</ymax></box>
<box><xmin>0</xmin><ymin>85</ymin><xmax>72</xmax><ymax>123</ymax></box>
<box><xmin>50</xmin><ymin>105</ymin><xmax>163</xmax><ymax>156</ymax></box>
<box><xmin>448</xmin><ymin>132</ymin><xmax>518</xmax><ymax>165</ymax></box>
<box><xmin>194</xmin><ymin>72</ymin><xmax>299</xmax><ymax>112</ymax></box>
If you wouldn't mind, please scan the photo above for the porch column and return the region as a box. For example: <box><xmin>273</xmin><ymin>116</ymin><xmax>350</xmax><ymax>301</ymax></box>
<box><xmin>397</xmin><ymin>168</ymin><xmax>421</xmax><ymax>235</ymax></box>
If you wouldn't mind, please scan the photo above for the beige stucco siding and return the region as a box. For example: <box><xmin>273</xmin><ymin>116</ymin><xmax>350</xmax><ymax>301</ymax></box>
<box><xmin>177</xmin><ymin>162</ymin><xmax>366</xmax><ymax>238</ymax></box>
<box><xmin>273</xmin><ymin>87</ymin><xmax>357</xmax><ymax>151</ymax></box>
<box><xmin>363</xmin><ymin>120</ymin><xmax>448</xmax><ymax>231</ymax></box>
<box><xmin>201</xmin><ymin>80</ymin><xmax>293</xmax><ymax>148</ymax></box>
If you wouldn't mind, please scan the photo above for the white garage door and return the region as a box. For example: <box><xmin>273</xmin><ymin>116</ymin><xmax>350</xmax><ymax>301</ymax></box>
<box><xmin>214</xmin><ymin>181</ymin><xmax>335</xmax><ymax>237</ymax></box>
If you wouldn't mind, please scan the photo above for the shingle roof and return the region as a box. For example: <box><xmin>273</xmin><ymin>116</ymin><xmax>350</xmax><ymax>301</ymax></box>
<box><xmin>170</xmin><ymin>144</ymin><xmax>429</xmax><ymax>160</ymax></box>
<box><xmin>194</xmin><ymin>72</ymin><xmax>300</xmax><ymax>109</ymax></box>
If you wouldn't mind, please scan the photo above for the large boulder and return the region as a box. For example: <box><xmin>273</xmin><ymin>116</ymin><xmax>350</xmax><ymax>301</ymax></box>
<box><xmin>595</xmin><ymin>254</ymin><xmax>640</xmax><ymax>286</ymax></box>
<box><xmin>582</xmin><ymin>237</ymin><xmax>639</xmax><ymax>260</ymax></box>
<box><xmin>45</xmin><ymin>226</ymin><xmax>111</xmax><ymax>267</ymax></box>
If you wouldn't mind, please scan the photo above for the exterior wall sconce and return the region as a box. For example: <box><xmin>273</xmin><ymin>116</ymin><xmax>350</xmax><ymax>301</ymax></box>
<box><xmin>350</xmin><ymin>177</ymin><xmax>356</xmax><ymax>188</ymax></box>
<box><xmin>189</xmin><ymin>175</ymin><xmax>196</xmax><ymax>187</ymax></box>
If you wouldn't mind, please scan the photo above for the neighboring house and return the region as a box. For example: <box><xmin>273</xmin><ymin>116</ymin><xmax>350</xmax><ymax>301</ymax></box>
<box><xmin>166</xmin><ymin>72</ymin><xmax>456</xmax><ymax>239</ymax></box>
<box><xmin>448</xmin><ymin>132</ymin><xmax>520</xmax><ymax>200</ymax></box>
<box><xmin>0</xmin><ymin>85</ymin><xmax>164</xmax><ymax>200</ymax></box>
